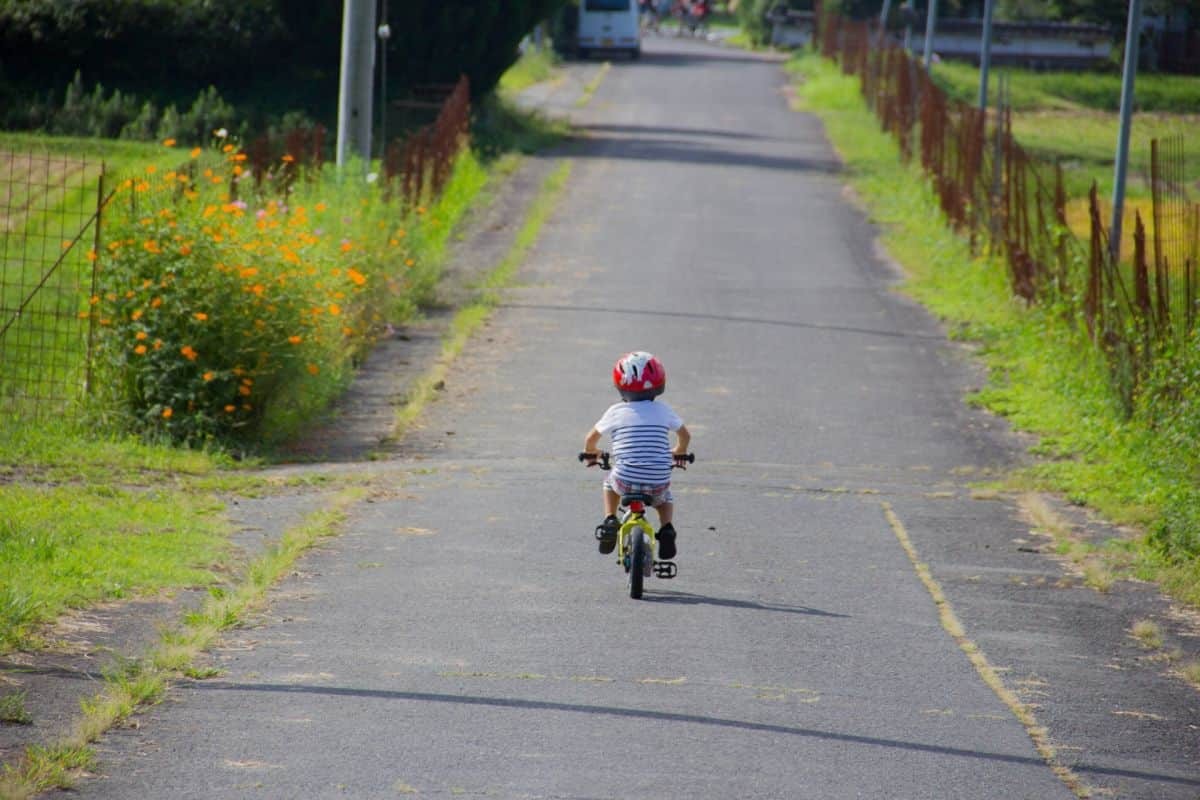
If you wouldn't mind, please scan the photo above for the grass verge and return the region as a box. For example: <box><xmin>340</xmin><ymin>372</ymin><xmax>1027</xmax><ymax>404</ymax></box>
<box><xmin>498</xmin><ymin>47</ymin><xmax>562</xmax><ymax>95</ymax></box>
<box><xmin>389</xmin><ymin>160</ymin><xmax>573</xmax><ymax>441</ymax></box>
<box><xmin>0</xmin><ymin>487</ymin><xmax>364</xmax><ymax>799</ymax></box>
<box><xmin>789</xmin><ymin>51</ymin><xmax>1200</xmax><ymax>607</ymax></box>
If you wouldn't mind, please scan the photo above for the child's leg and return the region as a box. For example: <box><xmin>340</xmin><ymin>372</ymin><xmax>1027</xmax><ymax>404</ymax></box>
<box><xmin>604</xmin><ymin>487</ymin><xmax>620</xmax><ymax>518</ymax></box>
<box><xmin>655</xmin><ymin>501</ymin><xmax>674</xmax><ymax>526</ymax></box>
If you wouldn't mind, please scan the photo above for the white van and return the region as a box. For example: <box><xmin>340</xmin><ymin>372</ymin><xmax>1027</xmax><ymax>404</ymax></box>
<box><xmin>577</xmin><ymin>0</ymin><xmax>641</xmax><ymax>59</ymax></box>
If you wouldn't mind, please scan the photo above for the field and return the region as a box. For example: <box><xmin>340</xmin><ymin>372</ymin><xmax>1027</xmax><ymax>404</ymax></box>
<box><xmin>929</xmin><ymin>61</ymin><xmax>1200</xmax><ymax>250</ymax></box>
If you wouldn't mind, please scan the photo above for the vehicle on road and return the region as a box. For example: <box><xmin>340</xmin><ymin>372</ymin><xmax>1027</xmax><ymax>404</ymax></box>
<box><xmin>580</xmin><ymin>450</ymin><xmax>693</xmax><ymax>598</ymax></box>
<box><xmin>577</xmin><ymin>0</ymin><xmax>641</xmax><ymax>59</ymax></box>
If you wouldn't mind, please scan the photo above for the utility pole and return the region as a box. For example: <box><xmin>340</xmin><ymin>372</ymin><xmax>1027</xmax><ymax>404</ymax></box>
<box><xmin>978</xmin><ymin>0</ymin><xmax>995</xmax><ymax>109</ymax></box>
<box><xmin>377</xmin><ymin>0</ymin><xmax>391</xmax><ymax>162</ymax></box>
<box><xmin>336</xmin><ymin>0</ymin><xmax>377</xmax><ymax>168</ymax></box>
<box><xmin>1110</xmin><ymin>0</ymin><xmax>1143</xmax><ymax>261</ymax></box>
<box><xmin>922</xmin><ymin>0</ymin><xmax>939</xmax><ymax>70</ymax></box>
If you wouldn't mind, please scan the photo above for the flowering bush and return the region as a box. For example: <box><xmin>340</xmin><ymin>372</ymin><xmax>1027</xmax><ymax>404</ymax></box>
<box><xmin>92</xmin><ymin>136</ymin><xmax>418</xmax><ymax>445</ymax></box>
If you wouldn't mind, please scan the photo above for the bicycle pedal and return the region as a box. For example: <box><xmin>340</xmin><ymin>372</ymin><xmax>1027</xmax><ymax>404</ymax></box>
<box><xmin>653</xmin><ymin>561</ymin><xmax>677</xmax><ymax>579</ymax></box>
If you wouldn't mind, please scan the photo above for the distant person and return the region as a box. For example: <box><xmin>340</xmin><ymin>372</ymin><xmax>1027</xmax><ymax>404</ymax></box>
<box><xmin>582</xmin><ymin>352</ymin><xmax>691</xmax><ymax>560</ymax></box>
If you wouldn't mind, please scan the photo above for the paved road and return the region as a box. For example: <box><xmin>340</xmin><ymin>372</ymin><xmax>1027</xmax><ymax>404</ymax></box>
<box><xmin>77</xmin><ymin>39</ymin><xmax>1200</xmax><ymax>799</ymax></box>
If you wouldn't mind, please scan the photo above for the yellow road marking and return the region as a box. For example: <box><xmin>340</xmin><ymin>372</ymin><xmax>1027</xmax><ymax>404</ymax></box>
<box><xmin>882</xmin><ymin>501</ymin><xmax>1090</xmax><ymax>798</ymax></box>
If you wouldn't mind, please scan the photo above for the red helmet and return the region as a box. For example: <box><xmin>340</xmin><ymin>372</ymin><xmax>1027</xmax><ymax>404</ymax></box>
<box><xmin>612</xmin><ymin>351</ymin><xmax>666</xmax><ymax>400</ymax></box>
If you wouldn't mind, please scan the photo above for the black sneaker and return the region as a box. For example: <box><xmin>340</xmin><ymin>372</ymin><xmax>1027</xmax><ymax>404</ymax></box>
<box><xmin>595</xmin><ymin>515</ymin><xmax>619</xmax><ymax>554</ymax></box>
<box><xmin>657</xmin><ymin>523</ymin><xmax>677</xmax><ymax>560</ymax></box>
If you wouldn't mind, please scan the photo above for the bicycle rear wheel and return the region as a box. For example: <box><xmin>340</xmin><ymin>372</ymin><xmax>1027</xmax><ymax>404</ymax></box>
<box><xmin>629</xmin><ymin>530</ymin><xmax>647</xmax><ymax>599</ymax></box>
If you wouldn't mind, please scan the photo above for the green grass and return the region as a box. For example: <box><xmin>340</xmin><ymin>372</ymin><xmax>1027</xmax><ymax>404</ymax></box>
<box><xmin>790</xmin><ymin>51</ymin><xmax>1200</xmax><ymax>607</ymax></box>
<box><xmin>0</xmin><ymin>479</ymin><xmax>229</xmax><ymax>651</ymax></box>
<box><xmin>927</xmin><ymin>60</ymin><xmax>1200</xmax><ymax>206</ymax></box>
<box><xmin>499</xmin><ymin>47</ymin><xmax>562</xmax><ymax>94</ymax></box>
<box><xmin>930</xmin><ymin>60</ymin><xmax>1200</xmax><ymax>114</ymax></box>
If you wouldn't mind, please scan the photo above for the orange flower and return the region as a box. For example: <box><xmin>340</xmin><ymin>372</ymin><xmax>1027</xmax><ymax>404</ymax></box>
<box><xmin>405</xmin><ymin>258</ymin><xmax>415</xmax><ymax>267</ymax></box>
<box><xmin>340</xmin><ymin>241</ymin><xmax>353</xmax><ymax>253</ymax></box>
<box><xmin>194</xmin><ymin>312</ymin><xmax>208</xmax><ymax>321</ymax></box>
<box><xmin>315</xmin><ymin>202</ymin><xmax>328</xmax><ymax>212</ymax></box>
<box><xmin>222</xmin><ymin>144</ymin><xmax>235</xmax><ymax>154</ymax></box>
<box><xmin>163</xmin><ymin>138</ymin><xmax>177</xmax><ymax>147</ymax></box>
<box><xmin>86</xmin><ymin>249</ymin><xmax>98</xmax><ymax>262</ymax></box>
<box><xmin>179</xmin><ymin>244</ymin><xmax>192</xmax><ymax>256</ymax></box>
<box><xmin>224</xmin><ymin>404</ymin><xmax>236</xmax><ymax>413</ymax></box>
<box><xmin>281</xmin><ymin>154</ymin><xmax>295</xmax><ymax>163</ymax></box>
<box><xmin>306</xmin><ymin>363</ymin><xmax>319</xmax><ymax>375</ymax></box>
<box><xmin>180</xmin><ymin>345</ymin><xmax>198</xmax><ymax>361</ymax></box>
<box><xmin>203</xmin><ymin>371</ymin><xmax>215</xmax><ymax>382</ymax></box>
<box><xmin>143</xmin><ymin>240</ymin><xmax>161</xmax><ymax>254</ymax></box>
<box><xmin>162</xmin><ymin>407</ymin><xmax>173</xmax><ymax>419</ymax></box>
<box><xmin>134</xmin><ymin>344</ymin><xmax>147</xmax><ymax>355</ymax></box>
<box><xmin>146</xmin><ymin>165</ymin><xmax>158</xmax><ymax>175</ymax></box>
<box><xmin>288</xmin><ymin>335</ymin><xmax>302</xmax><ymax>345</ymax></box>
<box><xmin>346</xmin><ymin>269</ymin><xmax>366</xmax><ymax>287</ymax></box>
<box><xmin>135</xmin><ymin>331</ymin><xmax>148</xmax><ymax>341</ymax></box>
<box><xmin>151</xmin><ymin>297</ymin><xmax>163</xmax><ymax>309</ymax></box>
<box><xmin>190</xmin><ymin>147</ymin><xmax>202</xmax><ymax>158</ymax></box>
<box><xmin>328</xmin><ymin>304</ymin><xmax>341</xmax><ymax>316</ymax></box>
<box><xmin>153</xmin><ymin>339</ymin><xmax>163</xmax><ymax>350</ymax></box>
<box><xmin>238</xmin><ymin>385</ymin><xmax>252</xmax><ymax>396</ymax></box>
<box><xmin>131</xmin><ymin>309</ymin><xmax>144</xmax><ymax>321</ymax></box>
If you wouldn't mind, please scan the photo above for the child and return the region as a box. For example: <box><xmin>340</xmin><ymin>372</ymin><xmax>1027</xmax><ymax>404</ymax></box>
<box><xmin>583</xmin><ymin>351</ymin><xmax>691</xmax><ymax>560</ymax></box>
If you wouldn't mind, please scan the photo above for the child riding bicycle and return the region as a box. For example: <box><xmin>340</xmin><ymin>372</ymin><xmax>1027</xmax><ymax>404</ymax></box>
<box><xmin>582</xmin><ymin>351</ymin><xmax>691</xmax><ymax>560</ymax></box>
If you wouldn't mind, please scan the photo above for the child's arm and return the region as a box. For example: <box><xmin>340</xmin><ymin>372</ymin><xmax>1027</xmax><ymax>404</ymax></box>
<box><xmin>673</xmin><ymin>424</ymin><xmax>691</xmax><ymax>455</ymax></box>
<box><xmin>583</xmin><ymin>427</ymin><xmax>603</xmax><ymax>454</ymax></box>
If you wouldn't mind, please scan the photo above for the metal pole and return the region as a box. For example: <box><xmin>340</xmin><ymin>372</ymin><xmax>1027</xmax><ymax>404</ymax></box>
<box><xmin>922</xmin><ymin>0</ymin><xmax>938</xmax><ymax>70</ymax></box>
<box><xmin>878</xmin><ymin>0</ymin><xmax>893</xmax><ymax>47</ymax></box>
<box><xmin>336</xmin><ymin>0</ymin><xmax>377</xmax><ymax>168</ymax></box>
<box><xmin>1110</xmin><ymin>0</ymin><xmax>1143</xmax><ymax>261</ymax></box>
<box><xmin>978</xmin><ymin>0</ymin><xmax>995</xmax><ymax>109</ymax></box>
<box><xmin>377</xmin><ymin>0</ymin><xmax>391</xmax><ymax>162</ymax></box>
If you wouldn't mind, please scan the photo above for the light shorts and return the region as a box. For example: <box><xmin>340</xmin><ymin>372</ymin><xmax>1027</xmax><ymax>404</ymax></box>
<box><xmin>604</xmin><ymin>473</ymin><xmax>673</xmax><ymax>506</ymax></box>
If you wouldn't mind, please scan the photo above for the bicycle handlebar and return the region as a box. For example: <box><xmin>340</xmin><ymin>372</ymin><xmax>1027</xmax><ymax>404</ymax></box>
<box><xmin>578</xmin><ymin>452</ymin><xmax>694</xmax><ymax>470</ymax></box>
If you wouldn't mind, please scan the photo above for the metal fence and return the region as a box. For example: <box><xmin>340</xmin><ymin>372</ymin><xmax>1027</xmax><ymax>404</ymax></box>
<box><xmin>0</xmin><ymin>150</ymin><xmax>106</xmax><ymax>418</ymax></box>
<box><xmin>816</xmin><ymin>10</ymin><xmax>1200</xmax><ymax>412</ymax></box>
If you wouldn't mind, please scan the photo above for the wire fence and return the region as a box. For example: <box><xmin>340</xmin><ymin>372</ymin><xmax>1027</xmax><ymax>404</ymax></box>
<box><xmin>816</xmin><ymin>9</ymin><xmax>1200</xmax><ymax>413</ymax></box>
<box><xmin>0</xmin><ymin>76</ymin><xmax>473</xmax><ymax>423</ymax></box>
<box><xmin>0</xmin><ymin>150</ymin><xmax>107</xmax><ymax>419</ymax></box>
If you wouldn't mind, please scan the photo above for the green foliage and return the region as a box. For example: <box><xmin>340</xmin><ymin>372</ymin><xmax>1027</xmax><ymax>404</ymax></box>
<box><xmin>0</xmin><ymin>0</ymin><xmax>568</xmax><ymax>135</ymax></box>
<box><xmin>0</xmin><ymin>70</ymin><xmax>246</xmax><ymax>143</ymax></box>
<box><xmin>94</xmin><ymin>144</ymin><xmax>395</xmax><ymax>444</ymax></box>
<box><xmin>736</xmin><ymin>0</ymin><xmax>775</xmax><ymax>46</ymax></box>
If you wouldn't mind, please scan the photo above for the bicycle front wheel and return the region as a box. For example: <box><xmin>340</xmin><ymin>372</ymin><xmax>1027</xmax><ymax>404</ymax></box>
<box><xmin>629</xmin><ymin>530</ymin><xmax>647</xmax><ymax>599</ymax></box>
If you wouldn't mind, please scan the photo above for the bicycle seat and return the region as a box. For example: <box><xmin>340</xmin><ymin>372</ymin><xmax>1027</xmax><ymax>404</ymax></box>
<box><xmin>621</xmin><ymin>492</ymin><xmax>655</xmax><ymax>506</ymax></box>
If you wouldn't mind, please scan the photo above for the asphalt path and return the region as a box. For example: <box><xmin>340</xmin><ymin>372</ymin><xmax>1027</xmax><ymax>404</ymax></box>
<box><xmin>74</xmin><ymin>38</ymin><xmax>1200</xmax><ymax>799</ymax></box>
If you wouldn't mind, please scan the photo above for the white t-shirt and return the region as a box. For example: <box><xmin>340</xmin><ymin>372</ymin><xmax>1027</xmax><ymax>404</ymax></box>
<box><xmin>594</xmin><ymin>400</ymin><xmax>684</xmax><ymax>486</ymax></box>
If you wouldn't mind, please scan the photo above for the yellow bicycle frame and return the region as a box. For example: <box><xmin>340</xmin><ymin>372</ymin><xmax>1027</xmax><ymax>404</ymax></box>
<box><xmin>616</xmin><ymin>512</ymin><xmax>657</xmax><ymax>563</ymax></box>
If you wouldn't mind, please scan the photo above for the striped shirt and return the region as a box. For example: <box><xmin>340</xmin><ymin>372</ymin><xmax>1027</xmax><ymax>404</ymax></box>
<box><xmin>594</xmin><ymin>400</ymin><xmax>684</xmax><ymax>486</ymax></box>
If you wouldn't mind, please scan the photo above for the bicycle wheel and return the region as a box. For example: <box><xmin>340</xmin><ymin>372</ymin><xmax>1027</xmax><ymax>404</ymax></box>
<box><xmin>629</xmin><ymin>529</ymin><xmax>647</xmax><ymax>599</ymax></box>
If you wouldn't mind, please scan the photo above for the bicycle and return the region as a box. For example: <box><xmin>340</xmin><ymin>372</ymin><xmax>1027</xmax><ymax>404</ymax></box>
<box><xmin>578</xmin><ymin>450</ymin><xmax>695</xmax><ymax>599</ymax></box>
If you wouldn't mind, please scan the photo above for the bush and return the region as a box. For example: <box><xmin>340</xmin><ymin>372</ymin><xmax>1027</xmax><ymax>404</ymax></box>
<box><xmin>93</xmin><ymin>140</ymin><xmax>408</xmax><ymax>444</ymax></box>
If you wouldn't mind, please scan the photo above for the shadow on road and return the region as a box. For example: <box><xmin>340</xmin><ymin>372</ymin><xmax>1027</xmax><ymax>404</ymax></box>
<box><xmin>641</xmin><ymin>589</ymin><xmax>848</xmax><ymax>617</ymax></box>
<box><xmin>498</xmin><ymin>302</ymin><xmax>945</xmax><ymax>342</ymax></box>
<box><xmin>605</xmin><ymin>47</ymin><xmax>784</xmax><ymax>68</ymax></box>
<box><xmin>560</xmin><ymin>133</ymin><xmax>841</xmax><ymax>175</ymax></box>
<box><xmin>579</xmin><ymin>122</ymin><xmax>780</xmax><ymax>143</ymax></box>
<box><xmin>191</xmin><ymin>680</ymin><xmax>1200</xmax><ymax>789</ymax></box>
